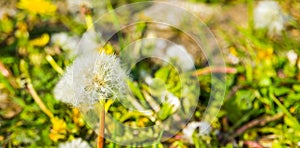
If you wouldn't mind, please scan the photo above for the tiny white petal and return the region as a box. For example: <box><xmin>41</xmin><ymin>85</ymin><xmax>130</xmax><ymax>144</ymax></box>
<box><xmin>183</xmin><ymin>121</ymin><xmax>211</xmax><ymax>143</ymax></box>
<box><xmin>165</xmin><ymin>92</ymin><xmax>180</xmax><ymax>112</ymax></box>
<box><xmin>227</xmin><ymin>54</ymin><xmax>240</xmax><ymax>65</ymax></box>
<box><xmin>67</xmin><ymin>0</ymin><xmax>92</xmax><ymax>13</ymax></box>
<box><xmin>287</xmin><ymin>50</ymin><xmax>298</xmax><ymax>66</ymax></box>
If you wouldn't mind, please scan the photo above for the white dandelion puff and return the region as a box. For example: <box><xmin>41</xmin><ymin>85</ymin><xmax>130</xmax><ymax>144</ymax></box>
<box><xmin>254</xmin><ymin>0</ymin><xmax>288</xmax><ymax>36</ymax></box>
<box><xmin>54</xmin><ymin>50</ymin><xmax>128</xmax><ymax>107</ymax></box>
<box><xmin>59</xmin><ymin>138</ymin><xmax>91</xmax><ymax>148</ymax></box>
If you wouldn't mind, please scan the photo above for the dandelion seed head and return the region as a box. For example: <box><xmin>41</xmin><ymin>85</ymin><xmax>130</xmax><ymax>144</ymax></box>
<box><xmin>54</xmin><ymin>50</ymin><xmax>127</xmax><ymax>107</ymax></box>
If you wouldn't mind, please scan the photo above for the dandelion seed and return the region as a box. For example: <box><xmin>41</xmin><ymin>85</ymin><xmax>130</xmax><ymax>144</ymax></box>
<box><xmin>54</xmin><ymin>50</ymin><xmax>127</xmax><ymax>107</ymax></box>
<box><xmin>254</xmin><ymin>0</ymin><xmax>287</xmax><ymax>36</ymax></box>
<box><xmin>59</xmin><ymin>138</ymin><xmax>91</xmax><ymax>148</ymax></box>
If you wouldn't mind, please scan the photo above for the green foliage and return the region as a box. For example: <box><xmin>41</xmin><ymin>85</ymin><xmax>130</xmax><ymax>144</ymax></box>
<box><xmin>1</xmin><ymin>0</ymin><xmax>300</xmax><ymax>147</ymax></box>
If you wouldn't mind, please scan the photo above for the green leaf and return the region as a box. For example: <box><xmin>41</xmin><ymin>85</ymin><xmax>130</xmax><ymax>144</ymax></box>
<box><xmin>273</xmin><ymin>87</ymin><xmax>291</xmax><ymax>96</ymax></box>
<box><xmin>293</xmin><ymin>85</ymin><xmax>300</xmax><ymax>92</ymax></box>
<box><xmin>154</xmin><ymin>66</ymin><xmax>170</xmax><ymax>83</ymax></box>
<box><xmin>127</xmin><ymin>80</ymin><xmax>148</xmax><ymax>108</ymax></box>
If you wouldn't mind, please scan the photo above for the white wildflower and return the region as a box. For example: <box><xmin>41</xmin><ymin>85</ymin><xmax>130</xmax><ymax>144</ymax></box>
<box><xmin>287</xmin><ymin>50</ymin><xmax>298</xmax><ymax>66</ymax></box>
<box><xmin>166</xmin><ymin>45</ymin><xmax>194</xmax><ymax>71</ymax></box>
<box><xmin>182</xmin><ymin>121</ymin><xmax>211</xmax><ymax>143</ymax></box>
<box><xmin>144</xmin><ymin>76</ymin><xmax>180</xmax><ymax>112</ymax></box>
<box><xmin>51</xmin><ymin>32</ymin><xmax>80</xmax><ymax>57</ymax></box>
<box><xmin>163</xmin><ymin>92</ymin><xmax>180</xmax><ymax>113</ymax></box>
<box><xmin>59</xmin><ymin>138</ymin><xmax>91</xmax><ymax>148</ymax></box>
<box><xmin>298</xmin><ymin>141</ymin><xmax>300</xmax><ymax>147</ymax></box>
<box><xmin>54</xmin><ymin>50</ymin><xmax>128</xmax><ymax>107</ymax></box>
<box><xmin>227</xmin><ymin>54</ymin><xmax>240</xmax><ymax>65</ymax></box>
<box><xmin>254</xmin><ymin>0</ymin><xmax>287</xmax><ymax>35</ymax></box>
<box><xmin>66</xmin><ymin>0</ymin><xmax>92</xmax><ymax>14</ymax></box>
<box><xmin>144</xmin><ymin>76</ymin><xmax>154</xmax><ymax>86</ymax></box>
<box><xmin>0</xmin><ymin>8</ymin><xmax>16</xmax><ymax>19</ymax></box>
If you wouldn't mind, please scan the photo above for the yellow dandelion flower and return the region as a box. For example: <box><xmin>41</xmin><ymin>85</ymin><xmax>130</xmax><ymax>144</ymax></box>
<box><xmin>51</xmin><ymin>117</ymin><xmax>67</xmax><ymax>132</ymax></box>
<box><xmin>49</xmin><ymin>131</ymin><xmax>65</xmax><ymax>142</ymax></box>
<box><xmin>30</xmin><ymin>33</ymin><xmax>50</xmax><ymax>47</ymax></box>
<box><xmin>98</xmin><ymin>43</ymin><xmax>115</xmax><ymax>55</ymax></box>
<box><xmin>49</xmin><ymin>117</ymin><xmax>67</xmax><ymax>142</ymax></box>
<box><xmin>72</xmin><ymin>108</ymin><xmax>85</xmax><ymax>127</ymax></box>
<box><xmin>17</xmin><ymin>0</ymin><xmax>56</xmax><ymax>15</ymax></box>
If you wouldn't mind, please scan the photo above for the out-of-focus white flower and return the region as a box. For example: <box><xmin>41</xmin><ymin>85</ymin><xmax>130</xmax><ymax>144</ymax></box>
<box><xmin>254</xmin><ymin>0</ymin><xmax>287</xmax><ymax>35</ymax></box>
<box><xmin>227</xmin><ymin>54</ymin><xmax>240</xmax><ymax>65</ymax></box>
<box><xmin>182</xmin><ymin>121</ymin><xmax>211</xmax><ymax>143</ymax></box>
<box><xmin>51</xmin><ymin>32</ymin><xmax>80</xmax><ymax>57</ymax></box>
<box><xmin>0</xmin><ymin>8</ymin><xmax>16</xmax><ymax>19</ymax></box>
<box><xmin>54</xmin><ymin>50</ymin><xmax>128</xmax><ymax>107</ymax></box>
<box><xmin>297</xmin><ymin>141</ymin><xmax>300</xmax><ymax>147</ymax></box>
<box><xmin>59</xmin><ymin>138</ymin><xmax>91</xmax><ymax>148</ymax></box>
<box><xmin>144</xmin><ymin>76</ymin><xmax>180</xmax><ymax>112</ymax></box>
<box><xmin>166</xmin><ymin>45</ymin><xmax>194</xmax><ymax>71</ymax></box>
<box><xmin>287</xmin><ymin>50</ymin><xmax>298</xmax><ymax>66</ymax></box>
<box><xmin>66</xmin><ymin>0</ymin><xmax>92</xmax><ymax>14</ymax></box>
<box><xmin>164</xmin><ymin>92</ymin><xmax>180</xmax><ymax>112</ymax></box>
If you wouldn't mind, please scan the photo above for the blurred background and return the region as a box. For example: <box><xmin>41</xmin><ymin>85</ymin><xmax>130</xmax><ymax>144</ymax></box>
<box><xmin>0</xmin><ymin>0</ymin><xmax>300</xmax><ymax>147</ymax></box>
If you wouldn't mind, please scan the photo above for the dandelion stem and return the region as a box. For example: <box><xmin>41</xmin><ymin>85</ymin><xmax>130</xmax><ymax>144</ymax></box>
<box><xmin>98</xmin><ymin>100</ymin><xmax>105</xmax><ymax>148</ymax></box>
<box><xmin>26</xmin><ymin>82</ymin><xmax>54</xmax><ymax>118</ymax></box>
<box><xmin>46</xmin><ymin>55</ymin><xmax>64</xmax><ymax>75</ymax></box>
<box><xmin>20</xmin><ymin>59</ymin><xmax>54</xmax><ymax>119</ymax></box>
<box><xmin>85</xmin><ymin>14</ymin><xmax>95</xmax><ymax>31</ymax></box>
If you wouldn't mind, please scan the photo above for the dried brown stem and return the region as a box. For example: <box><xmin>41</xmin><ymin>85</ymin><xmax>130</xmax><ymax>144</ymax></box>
<box><xmin>98</xmin><ymin>102</ymin><xmax>105</xmax><ymax>148</ymax></box>
<box><xmin>233</xmin><ymin>113</ymin><xmax>284</xmax><ymax>137</ymax></box>
<box><xmin>0</xmin><ymin>61</ymin><xmax>18</xmax><ymax>88</ymax></box>
<box><xmin>26</xmin><ymin>83</ymin><xmax>54</xmax><ymax>118</ymax></box>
